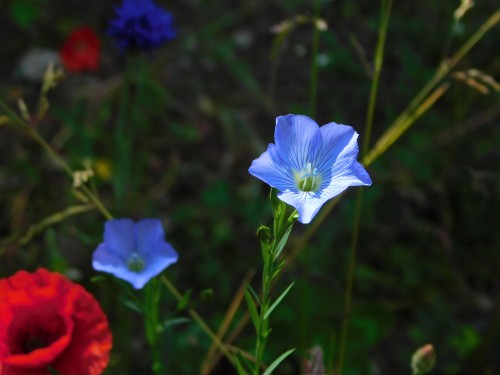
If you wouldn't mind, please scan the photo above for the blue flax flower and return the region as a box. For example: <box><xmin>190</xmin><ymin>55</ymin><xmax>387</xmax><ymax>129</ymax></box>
<box><xmin>108</xmin><ymin>0</ymin><xmax>176</xmax><ymax>51</ymax></box>
<box><xmin>249</xmin><ymin>114</ymin><xmax>372</xmax><ymax>224</ymax></box>
<box><xmin>93</xmin><ymin>218</ymin><xmax>178</xmax><ymax>289</ymax></box>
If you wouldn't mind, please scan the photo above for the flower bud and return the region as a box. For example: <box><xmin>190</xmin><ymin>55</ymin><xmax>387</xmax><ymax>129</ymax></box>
<box><xmin>257</xmin><ymin>225</ymin><xmax>272</xmax><ymax>243</ymax></box>
<box><xmin>411</xmin><ymin>344</ymin><xmax>436</xmax><ymax>375</ymax></box>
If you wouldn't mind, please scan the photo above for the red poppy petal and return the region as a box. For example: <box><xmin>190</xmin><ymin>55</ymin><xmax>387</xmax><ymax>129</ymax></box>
<box><xmin>0</xmin><ymin>269</ymin><xmax>111</xmax><ymax>375</ymax></box>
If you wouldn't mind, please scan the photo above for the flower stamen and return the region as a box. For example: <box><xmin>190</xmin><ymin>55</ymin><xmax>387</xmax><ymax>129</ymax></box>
<box><xmin>295</xmin><ymin>162</ymin><xmax>322</xmax><ymax>192</ymax></box>
<box><xmin>127</xmin><ymin>252</ymin><xmax>145</xmax><ymax>272</ymax></box>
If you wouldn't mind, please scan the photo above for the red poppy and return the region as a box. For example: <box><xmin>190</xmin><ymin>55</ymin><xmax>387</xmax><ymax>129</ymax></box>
<box><xmin>0</xmin><ymin>269</ymin><xmax>112</xmax><ymax>375</ymax></box>
<box><xmin>60</xmin><ymin>27</ymin><xmax>101</xmax><ymax>72</ymax></box>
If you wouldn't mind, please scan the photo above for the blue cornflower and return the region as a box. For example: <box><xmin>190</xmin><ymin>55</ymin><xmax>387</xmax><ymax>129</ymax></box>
<box><xmin>108</xmin><ymin>0</ymin><xmax>176</xmax><ymax>51</ymax></box>
<box><xmin>92</xmin><ymin>218</ymin><xmax>178</xmax><ymax>289</ymax></box>
<box><xmin>249</xmin><ymin>114</ymin><xmax>372</xmax><ymax>224</ymax></box>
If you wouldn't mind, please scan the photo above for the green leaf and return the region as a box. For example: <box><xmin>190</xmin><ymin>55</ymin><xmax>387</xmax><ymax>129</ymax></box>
<box><xmin>262</xmin><ymin>348</ymin><xmax>296</xmax><ymax>375</ymax></box>
<box><xmin>273</xmin><ymin>222</ymin><xmax>294</xmax><ymax>259</ymax></box>
<box><xmin>270</xmin><ymin>188</ymin><xmax>286</xmax><ymax>220</ymax></box>
<box><xmin>270</xmin><ymin>258</ymin><xmax>286</xmax><ymax>281</ymax></box>
<box><xmin>157</xmin><ymin>317</ymin><xmax>191</xmax><ymax>333</ymax></box>
<box><xmin>264</xmin><ymin>282</ymin><xmax>295</xmax><ymax>320</ymax></box>
<box><xmin>176</xmin><ymin>289</ymin><xmax>193</xmax><ymax>311</ymax></box>
<box><xmin>244</xmin><ymin>286</ymin><xmax>260</xmax><ymax>331</ymax></box>
<box><xmin>91</xmin><ymin>275</ymin><xmax>109</xmax><ymax>286</ymax></box>
<box><xmin>119</xmin><ymin>295</ymin><xmax>144</xmax><ymax>314</ymax></box>
<box><xmin>234</xmin><ymin>350</ymin><xmax>253</xmax><ymax>374</ymax></box>
<box><xmin>245</xmin><ymin>283</ymin><xmax>261</xmax><ymax>305</ymax></box>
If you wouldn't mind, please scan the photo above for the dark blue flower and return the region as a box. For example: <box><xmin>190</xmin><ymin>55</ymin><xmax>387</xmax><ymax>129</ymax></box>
<box><xmin>108</xmin><ymin>0</ymin><xmax>176</xmax><ymax>51</ymax></box>
<box><xmin>92</xmin><ymin>218</ymin><xmax>178</xmax><ymax>289</ymax></box>
<box><xmin>249</xmin><ymin>114</ymin><xmax>372</xmax><ymax>224</ymax></box>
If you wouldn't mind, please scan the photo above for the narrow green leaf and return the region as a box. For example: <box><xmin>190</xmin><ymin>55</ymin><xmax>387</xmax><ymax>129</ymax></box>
<box><xmin>270</xmin><ymin>258</ymin><xmax>286</xmax><ymax>281</ymax></box>
<box><xmin>157</xmin><ymin>317</ymin><xmax>191</xmax><ymax>333</ymax></box>
<box><xmin>91</xmin><ymin>275</ymin><xmax>109</xmax><ymax>286</ymax></box>
<box><xmin>262</xmin><ymin>348</ymin><xmax>296</xmax><ymax>375</ymax></box>
<box><xmin>119</xmin><ymin>296</ymin><xmax>144</xmax><ymax>314</ymax></box>
<box><xmin>270</xmin><ymin>188</ymin><xmax>285</xmax><ymax>219</ymax></box>
<box><xmin>261</xmin><ymin>240</ymin><xmax>271</xmax><ymax>264</ymax></box>
<box><xmin>176</xmin><ymin>289</ymin><xmax>192</xmax><ymax>311</ymax></box>
<box><xmin>234</xmin><ymin>350</ymin><xmax>253</xmax><ymax>374</ymax></box>
<box><xmin>245</xmin><ymin>283</ymin><xmax>261</xmax><ymax>305</ymax></box>
<box><xmin>264</xmin><ymin>282</ymin><xmax>295</xmax><ymax>320</ymax></box>
<box><xmin>274</xmin><ymin>222</ymin><xmax>294</xmax><ymax>259</ymax></box>
<box><xmin>244</xmin><ymin>287</ymin><xmax>260</xmax><ymax>331</ymax></box>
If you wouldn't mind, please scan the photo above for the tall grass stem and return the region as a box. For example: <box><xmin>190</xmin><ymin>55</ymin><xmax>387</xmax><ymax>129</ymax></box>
<box><xmin>337</xmin><ymin>0</ymin><xmax>392</xmax><ymax>373</ymax></box>
<box><xmin>309</xmin><ymin>0</ymin><xmax>321</xmax><ymax>117</ymax></box>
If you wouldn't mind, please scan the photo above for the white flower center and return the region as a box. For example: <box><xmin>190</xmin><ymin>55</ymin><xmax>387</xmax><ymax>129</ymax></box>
<box><xmin>294</xmin><ymin>162</ymin><xmax>322</xmax><ymax>192</ymax></box>
<box><xmin>127</xmin><ymin>252</ymin><xmax>145</xmax><ymax>273</ymax></box>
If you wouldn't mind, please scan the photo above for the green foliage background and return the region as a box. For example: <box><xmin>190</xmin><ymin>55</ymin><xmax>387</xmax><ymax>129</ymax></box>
<box><xmin>0</xmin><ymin>0</ymin><xmax>499</xmax><ymax>374</ymax></box>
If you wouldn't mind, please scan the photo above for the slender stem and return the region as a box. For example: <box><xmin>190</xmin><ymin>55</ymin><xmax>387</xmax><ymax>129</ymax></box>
<box><xmin>0</xmin><ymin>99</ymin><xmax>114</xmax><ymax>221</ymax></box>
<box><xmin>364</xmin><ymin>10</ymin><xmax>500</xmax><ymax>166</ymax></box>
<box><xmin>285</xmin><ymin>10</ymin><xmax>499</xmax><ymax>269</ymax></box>
<box><xmin>336</xmin><ymin>189</ymin><xmax>364</xmax><ymax>374</ymax></box>
<box><xmin>337</xmin><ymin>1</ymin><xmax>392</xmax><ymax>373</ymax></box>
<box><xmin>253</xmin><ymin>249</ymin><xmax>271</xmax><ymax>374</ymax></box>
<box><xmin>160</xmin><ymin>276</ymin><xmax>236</xmax><ymax>366</ymax></box>
<box><xmin>362</xmin><ymin>0</ymin><xmax>392</xmax><ymax>156</ymax></box>
<box><xmin>309</xmin><ymin>0</ymin><xmax>321</xmax><ymax>117</ymax></box>
<box><xmin>252</xmin><ymin>204</ymin><xmax>297</xmax><ymax>374</ymax></box>
<box><xmin>81</xmin><ymin>186</ymin><xmax>114</xmax><ymax>220</ymax></box>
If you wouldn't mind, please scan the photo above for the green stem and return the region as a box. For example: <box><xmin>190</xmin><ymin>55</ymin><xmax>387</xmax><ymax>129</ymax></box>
<box><xmin>336</xmin><ymin>1</ymin><xmax>392</xmax><ymax>373</ymax></box>
<box><xmin>254</xmin><ymin>261</ymin><xmax>271</xmax><ymax>374</ymax></box>
<box><xmin>160</xmin><ymin>276</ymin><xmax>236</xmax><ymax>367</ymax></box>
<box><xmin>144</xmin><ymin>278</ymin><xmax>163</xmax><ymax>374</ymax></box>
<box><xmin>0</xmin><ymin>100</ymin><xmax>113</xmax><ymax>221</ymax></box>
<box><xmin>364</xmin><ymin>10</ymin><xmax>500</xmax><ymax>166</ymax></box>
<box><xmin>362</xmin><ymin>0</ymin><xmax>392</xmax><ymax>156</ymax></box>
<box><xmin>309</xmin><ymin>0</ymin><xmax>321</xmax><ymax>117</ymax></box>
<box><xmin>253</xmin><ymin>200</ymin><xmax>297</xmax><ymax>374</ymax></box>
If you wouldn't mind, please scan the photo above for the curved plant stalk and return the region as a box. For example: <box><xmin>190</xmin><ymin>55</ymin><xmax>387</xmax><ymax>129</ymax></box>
<box><xmin>337</xmin><ymin>1</ymin><xmax>392</xmax><ymax>373</ymax></box>
<box><xmin>289</xmin><ymin>8</ymin><xmax>500</xmax><ymax>274</ymax></box>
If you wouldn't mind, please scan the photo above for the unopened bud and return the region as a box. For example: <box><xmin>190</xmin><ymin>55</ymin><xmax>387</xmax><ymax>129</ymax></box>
<box><xmin>411</xmin><ymin>344</ymin><xmax>436</xmax><ymax>375</ymax></box>
<box><xmin>257</xmin><ymin>225</ymin><xmax>271</xmax><ymax>243</ymax></box>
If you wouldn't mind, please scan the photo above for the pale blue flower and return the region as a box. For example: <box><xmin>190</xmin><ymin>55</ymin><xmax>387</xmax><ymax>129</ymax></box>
<box><xmin>249</xmin><ymin>114</ymin><xmax>372</xmax><ymax>224</ymax></box>
<box><xmin>92</xmin><ymin>218</ymin><xmax>178</xmax><ymax>289</ymax></box>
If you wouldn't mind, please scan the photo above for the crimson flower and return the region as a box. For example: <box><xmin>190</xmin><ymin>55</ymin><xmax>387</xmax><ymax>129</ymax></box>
<box><xmin>60</xmin><ymin>27</ymin><xmax>101</xmax><ymax>72</ymax></box>
<box><xmin>0</xmin><ymin>269</ymin><xmax>112</xmax><ymax>375</ymax></box>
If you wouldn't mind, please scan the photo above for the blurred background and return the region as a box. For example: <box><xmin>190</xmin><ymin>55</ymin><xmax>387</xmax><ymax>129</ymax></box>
<box><xmin>0</xmin><ymin>1</ymin><xmax>499</xmax><ymax>374</ymax></box>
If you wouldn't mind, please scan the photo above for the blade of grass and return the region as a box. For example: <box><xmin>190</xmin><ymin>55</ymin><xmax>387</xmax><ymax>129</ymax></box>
<box><xmin>201</xmin><ymin>271</ymin><xmax>255</xmax><ymax>375</ymax></box>
<box><xmin>363</xmin><ymin>10</ymin><xmax>500</xmax><ymax>166</ymax></box>
<box><xmin>287</xmin><ymin>8</ymin><xmax>499</xmax><ymax>271</ymax></box>
<box><xmin>336</xmin><ymin>1</ymin><xmax>392</xmax><ymax>373</ymax></box>
<box><xmin>309</xmin><ymin>0</ymin><xmax>321</xmax><ymax>117</ymax></box>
